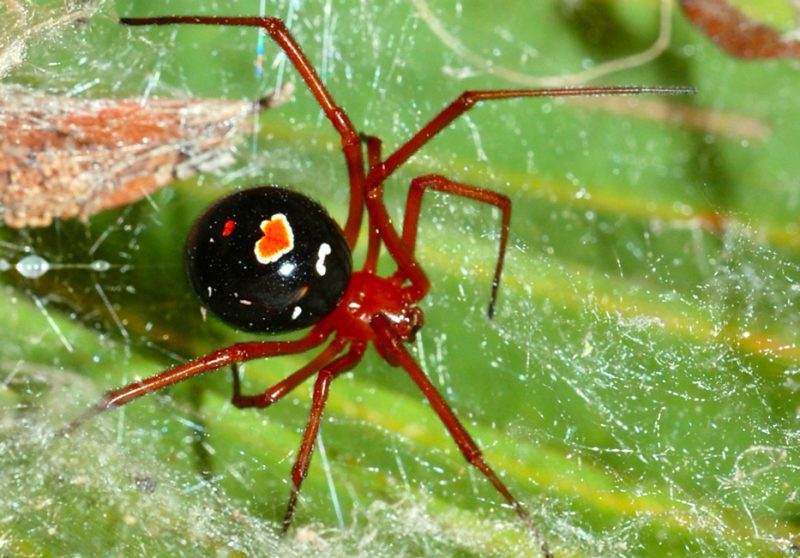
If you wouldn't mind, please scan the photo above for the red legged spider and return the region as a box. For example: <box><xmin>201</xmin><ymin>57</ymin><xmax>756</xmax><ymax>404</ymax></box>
<box><xmin>67</xmin><ymin>15</ymin><xmax>694</xmax><ymax>558</ymax></box>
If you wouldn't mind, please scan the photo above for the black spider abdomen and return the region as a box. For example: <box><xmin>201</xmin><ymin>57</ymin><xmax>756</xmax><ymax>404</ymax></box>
<box><xmin>185</xmin><ymin>186</ymin><xmax>352</xmax><ymax>333</ymax></box>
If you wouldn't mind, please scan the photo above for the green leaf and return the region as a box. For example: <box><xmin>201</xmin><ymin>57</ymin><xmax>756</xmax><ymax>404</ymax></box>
<box><xmin>2</xmin><ymin>1</ymin><xmax>797</xmax><ymax>556</ymax></box>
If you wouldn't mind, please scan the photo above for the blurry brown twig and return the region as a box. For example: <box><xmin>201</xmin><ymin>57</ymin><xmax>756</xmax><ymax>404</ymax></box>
<box><xmin>680</xmin><ymin>0</ymin><xmax>800</xmax><ymax>59</ymax></box>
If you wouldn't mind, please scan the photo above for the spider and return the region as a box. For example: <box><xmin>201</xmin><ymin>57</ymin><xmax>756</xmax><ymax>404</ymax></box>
<box><xmin>67</xmin><ymin>15</ymin><xmax>693</xmax><ymax>558</ymax></box>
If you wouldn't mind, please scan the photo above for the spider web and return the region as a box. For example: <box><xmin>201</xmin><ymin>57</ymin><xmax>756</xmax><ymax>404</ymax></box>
<box><xmin>1</xmin><ymin>1</ymin><xmax>798</xmax><ymax>557</ymax></box>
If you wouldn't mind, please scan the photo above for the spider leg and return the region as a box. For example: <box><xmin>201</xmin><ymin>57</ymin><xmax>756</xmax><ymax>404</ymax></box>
<box><xmin>360</xmin><ymin>133</ymin><xmax>383</xmax><ymax>273</ymax></box>
<box><xmin>230</xmin><ymin>337</ymin><xmax>347</xmax><ymax>408</ymax></box>
<box><xmin>363</xmin><ymin>86</ymin><xmax>692</xmax><ymax>302</ymax></box>
<box><xmin>396</xmin><ymin>174</ymin><xmax>510</xmax><ymax>318</ymax></box>
<box><xmin>372</xmin><ymin>85</ymin><xmax>694</xmax><ymax>185</ymax></box>
<box><xmin>372</xmin><ymin>316</ymin><xmax>553</xmax><ymax>558</ymax></box>
<box><xmin>120</xmin><ymin>16</ymin><xmax>366</xmax><ymax>248</ymax></box>
<box><xmin>281</xmin><ymin>342</ymin><xmax>367</xmax><ymax>533</ymax></box>
<box><xmin>65</xmin><ymin>328</ymin><xmax>330</xmax><ymax>433</ymax></box>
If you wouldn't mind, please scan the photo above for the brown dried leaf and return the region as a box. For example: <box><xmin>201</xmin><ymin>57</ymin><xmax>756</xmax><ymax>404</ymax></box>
<box><xmin>0</xmin><ymin>84</ymin><xmax>293</xmax><ymax>228</ymax></box>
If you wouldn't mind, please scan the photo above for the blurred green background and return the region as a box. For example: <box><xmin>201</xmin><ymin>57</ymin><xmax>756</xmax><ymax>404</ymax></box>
<box><xmin>1</xmin><ymin>0</ymin><xmax>798</xmax><ymax>556</ymax></box>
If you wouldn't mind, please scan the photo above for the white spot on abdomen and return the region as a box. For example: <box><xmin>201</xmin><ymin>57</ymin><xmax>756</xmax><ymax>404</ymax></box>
<box><xmin>316</xmin><ymin>243</ymin><xmax>331</xmax><ymax>276</ymax></box>
<box><xmin>292</xmin><ymin>306</ymin><xmax>302</xmax><ymax>320</ymax></box>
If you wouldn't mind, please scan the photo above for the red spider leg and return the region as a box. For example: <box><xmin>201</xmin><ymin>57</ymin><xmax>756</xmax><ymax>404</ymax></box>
<box><xmin>365</xmin><ymin>85</ymin><xmax>694</xmax><ymax>301</ymax></box>
<box><xmin>360</xmin><ymin>133</ymin><xmax>384</xmax><ymax>273</ymax></box>
<box><xmin>231</xmin><ymin>336</ymin><xmax>348</xmax><ymax>408</ymax></box>
<box><xmin>397</xmin><ymin>174</ymin><xmax>510</xmax><ymax>317</ymax></box>
<box><xmin>65</xmin><ymin>328</ymin><xmax>329</xmax><ymax>433</ymax></box>
<box><xmin>372</xmin><ymin>316</ymin><xmax>552</xmax><ymax>558</ymax></box>
<box><xmin>281</xmin><ymin>342</ymin><xmax>367</xmax><ymax>533</ymax></box>
<box><xmin>120</xmin><ymin>16</ymin><xmax>366</xmax><ymax>248</ymax></box>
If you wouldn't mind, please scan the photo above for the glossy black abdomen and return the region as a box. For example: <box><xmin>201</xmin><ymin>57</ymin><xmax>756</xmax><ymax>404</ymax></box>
<box><xmin>185</xmin><ymin>186</ymin><xmax>352</xmax><ymax>333</ymax></box>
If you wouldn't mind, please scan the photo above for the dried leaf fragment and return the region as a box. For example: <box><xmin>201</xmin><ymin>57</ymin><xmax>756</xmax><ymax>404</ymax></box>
<box><xmin>0</xmin><ymin>84</ymin><xmax>293</xmax><ymax>228</ymax></box>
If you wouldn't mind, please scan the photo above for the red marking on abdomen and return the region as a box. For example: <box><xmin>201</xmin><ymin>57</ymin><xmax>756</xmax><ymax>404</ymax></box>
<box><xmin>222</xmin><ymin>219</ymin><xmax>236</xmax><ymax>237</ymax></box>
<box><xmin>255</xmin><ymin>213</ymin><xmax>294</xmax><ymax>264</ymax></box>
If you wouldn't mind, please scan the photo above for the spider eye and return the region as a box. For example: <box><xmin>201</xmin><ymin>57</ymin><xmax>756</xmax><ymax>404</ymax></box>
<box><xmin>185</xmin><ymin>186</ymin><xmax>352</xmax><ymax>333</ymax></box>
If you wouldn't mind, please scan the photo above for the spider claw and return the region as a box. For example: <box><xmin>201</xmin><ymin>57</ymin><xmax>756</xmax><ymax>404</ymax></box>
<box><xmin>280</xmin><ymin>492</ymin><xmax>299</xmax><ymax>536</ymax></box>
<box><xmin>59</xmin><ymin>394</ymin><xmax>116</xmax><ymax>437</ymax></box>
<box><xmin>487</xmin><ymin>281</ymin><xmax>500</xmax><ymax>319</ymax></box>
<box><xmin>58</xmin><ymin>407</ymin><xmax>97</xmax><ymax>437</ymax></box>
